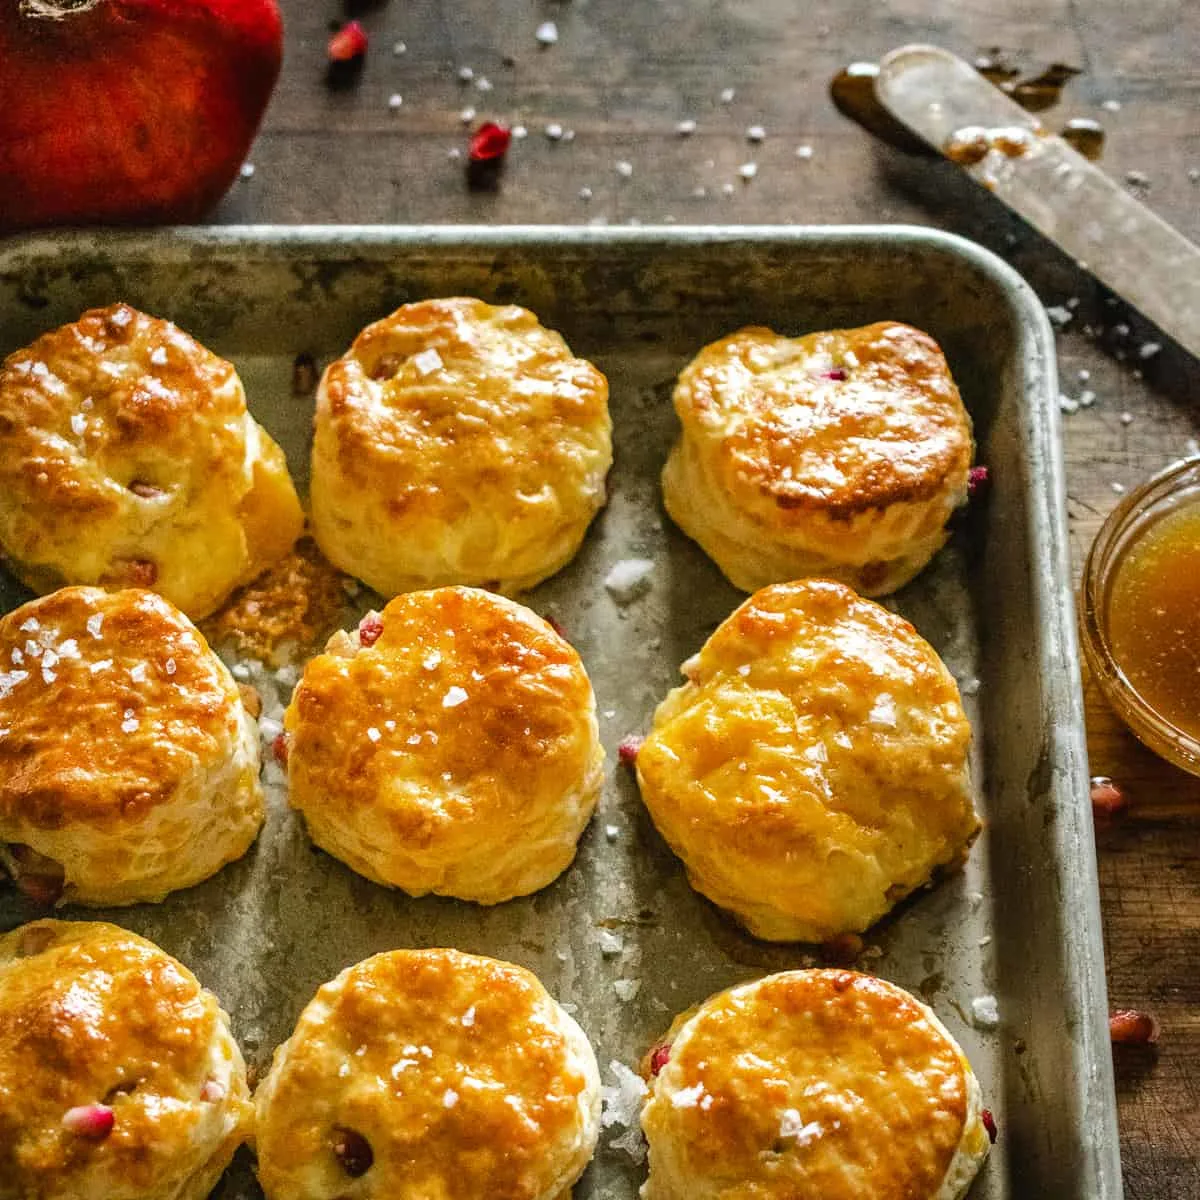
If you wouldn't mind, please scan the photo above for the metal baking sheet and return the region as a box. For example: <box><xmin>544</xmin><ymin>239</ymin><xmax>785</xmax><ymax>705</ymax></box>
<box><xmin>0</xmin><ymin>226</ymin><xmax>1120</xmax><ymax>1200</ymax></box>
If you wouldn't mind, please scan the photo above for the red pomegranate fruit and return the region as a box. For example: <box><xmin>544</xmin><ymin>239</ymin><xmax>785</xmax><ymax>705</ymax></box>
<box><xmin>0</xmin><ymin>0</ymin><xmax>283</xmax><ymax>230</ymax></box>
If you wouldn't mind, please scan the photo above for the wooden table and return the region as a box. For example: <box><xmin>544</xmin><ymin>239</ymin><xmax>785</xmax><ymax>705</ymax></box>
<box><xmin>220</xmin><ymin>3</ymin><xmax>1200</xmax><ymax>1193</ymax></box>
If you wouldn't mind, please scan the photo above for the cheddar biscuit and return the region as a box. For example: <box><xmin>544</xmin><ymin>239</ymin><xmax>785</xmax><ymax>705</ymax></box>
<box><xmin>255</xmin><ymin>948</ymin><xmax>601</xmax><ymax>1200</ymax></box>
<box><xmin>0</xmin><ymin>920</ymin><xmax>252</xmax><ymax>1200</ymax></box>
<box><xmin>0</xmin><ymin>586</ymin><xmax>263</xmax><ymax>907</ymax></box>
<box><xmin>640</xmin><ymin>969</ymin><xmax>990</xmax><ymax>1200</ymax></box>
<box><xmin>636</xmin><ymin>579</ymin><xmax>979</xmax><ymax>942</ymax></box>
<box><xmin>284</xmin><ymin>586</ymin><xmax>603</xmax><ymax>903</ymax></box>
<box><xmin>310</xmin><ymin>297</ymin><xmax>611</xmax><ymax>596</ymax></box>
<box><xmin>0</xmin><ymin>303</ymin><xmax>303</xmax><ymax>618</ymax></box>
<box><xmin>663</xmin><ymin>321</ymin><xmax>973</xmax><ymax>595</ymax></box>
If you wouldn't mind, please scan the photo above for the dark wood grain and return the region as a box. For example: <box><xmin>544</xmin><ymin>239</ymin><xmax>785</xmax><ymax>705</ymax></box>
<box><xmin>221</xmin><ymin>3</ymin><xmax>1200</xmax><ymax>1195</ymax></box>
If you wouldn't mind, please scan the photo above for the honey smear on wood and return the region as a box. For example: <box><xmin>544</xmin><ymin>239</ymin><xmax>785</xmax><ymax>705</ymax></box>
<box><xmin>1107</xmin><ymin>502</ymin><xmax>1200</xmax><ymax>739</ymax></box>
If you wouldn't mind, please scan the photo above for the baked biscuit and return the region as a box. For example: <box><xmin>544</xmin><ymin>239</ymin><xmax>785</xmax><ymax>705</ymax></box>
<box><xmin>640</xmin><ymin>969</ymin><xmax>991</xmax><ymax>1200</ymax></box>
<box><xmin>310</xmin><ymin>297</ymin><xmax>611</xmax><ymax>596</ymax></box>
<box><xmin>0</xmin><ymin>919</ymin><xmax>252</xmax><ymax>1200</ymax></box>
<box><xmin>255</xmin><ymin>948</ymin><xmax>601</xmax><ymax>1200</ymax></box>
<box><xmin>284</xmin><ymin>586</ymin><xmax>603</xmax><ymax>903</ymax></box>
<box><xmin>663</xmin><ymin>321</ymin><xmax>973</xmax><ymax>595</ymax></box>
<box><xmin>0</xmin><ymin>303</ymin><xmax>304</xmax><ymax>618</ymax></box>
<box><xmin>0</xmin><ymin>586</ymin><xmax>264</xmax><ymax>907</ymax></box>
<box><xmin>636</xmin><ymin>578</ymin><xmax>978</xmax><ymax>942</ymax></box>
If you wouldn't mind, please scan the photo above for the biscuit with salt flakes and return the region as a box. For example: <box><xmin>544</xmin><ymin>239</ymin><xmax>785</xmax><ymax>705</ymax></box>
<box><xmin>0</xmin><ymin>920</ymin><xmax>252</xmax><ymax>1200</ymax></box>
<box><xmin>284</xmin><ymin>586</ymin><xmax>603</xmax><ymax>904</ymax></box>
<box><xmin>663</xmin><ymin>321</ymin><xmax>973</xmax><ymax>595</ymax></box>
<box><xmin>255</xmin><ymin>948</ymin><xmax>601</xmax><ymax>1200</ymax></box>
<box><xmin>640</xmin><ymin>969</ymin><xmax>991</xmax><ymax>1200</ymax></box>
<box><xmin>0</xmin><ymin>303</ymin><xmax>303</xmax><ymax>619</ymax></box>
<box><xmin>310</xmin><ymin>297</ymin><xmax>611</xmax><ymax>597</ymax></box>
<box><xmin>636</xmin><ymin>578</ymin><xmax>978</xmax><ymax>942</ymax></box>
<box><xmin>0</xmin><ymin>586</ymin><xmax>263</xmax><ymax>907</ymax></box>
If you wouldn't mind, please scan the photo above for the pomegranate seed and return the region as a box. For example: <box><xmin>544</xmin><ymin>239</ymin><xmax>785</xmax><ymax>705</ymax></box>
<box><xmin>1109</xmin><ymin>1009</ymin><xmax>1160</xmax><ymax>1045</ymax></box>
<box><xmin>62</xmin><ymin>1104</ymin><xmax>114</xmax><ymax>1140</ymax></box>
<box><xmin>328</xmin><ymin>21</ymin><xmax>368</xmax><ymax>63</ymax></box>
<box><xmin>331</xmin><ymin>1127</ymin><xmax>373</xmax><ymax>1177</ymax></box>
<box><xmin>468</xmin><ymin>121</ymin><xmax>512</xmax><ymax>163</ymax></box>
<box><xmin>272</xmin><ymin>733</ymin><xmax>289</xmax><ymax>767</ymax></box>
<box><xmin>823</xmin><ymin>368</ymin><xmax>847</xmax><ymax>381</ymax></box>
<box><xmin>1090</xmin><ymin>776</ymin><xmax>1127</xmax><ymax>818</ymax></box>
<box><xmin>359</xmin><ymin>613</ymin><xmax>384</xmax><ymax>647</ymax></box>
<box><xmin>967</xmin><ymin>465</ymin><xmax>991</xmax><ymax>499</ymax></box>
<box><xmin>981</xmin><ymin>1108</ymin><xmax>998</xmax><ymax>1143</ymax></box>
<box><xmin>618</xmin><ymin>735</ymin><xmax>644</xmax><ymax>766</ymax></box>
<box><xmin>649</xmin><ymin>1043</ymin><xmax>671</xmax><ymax>1075</ymax></box>
<box><xmin>821</xmin><ymin>933</ymin><xmax>864</xmax><ymax>965</ymax></box>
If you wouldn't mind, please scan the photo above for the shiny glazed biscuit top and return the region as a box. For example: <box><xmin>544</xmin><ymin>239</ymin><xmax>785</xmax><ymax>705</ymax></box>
<box><xmin>645</xmin><ymin>970</ymin><xmax>971</xmax><ymax>1198</ymax></box>
<box><xmin>0</xmin><ymin>587</ymin><xmax>241</xmax><ymax>829</ymax></box>
<box><xmin>285</xmin><ymin>587</ymin><xmax>597</xmax><ymax>838</ymax></box>
<box><xmin>256</xmin><ymin>949</ymin><xmax>592</xmax><ymax>1198</ymax></box>
<box><xmin>317</xmin><ymin>297</ymin><xmax>610</xmax><ymax>516</ymax></box>
<box><xmin>0</xmin><ymin>921</ymin><xmax>232</xmax><ymax>1189</ymax></box>
<box><xmin>674</xmin><ymin>321</ymin><xmax>972</xmax><ymax>518</ymax></box>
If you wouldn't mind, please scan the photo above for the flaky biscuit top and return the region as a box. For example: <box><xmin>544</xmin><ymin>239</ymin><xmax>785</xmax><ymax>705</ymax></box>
<box><xmin>256</xmin><ymin>949</ymin><xmax>592</xmax><ymax>1199</ymax></box>
<box><xmin>643</xmin><ymin>970</ymin><xmax>973</xmax><ymax>1199</ymax></box>
<box><xmin>0</xmin><ymin>587</ymin><xmax>242</xmax><ymax>830</ymax></box>
<box><xmin>673</xmin><ymin>321</ymin><xmax>972</xmax><ymax>520</ymax></box>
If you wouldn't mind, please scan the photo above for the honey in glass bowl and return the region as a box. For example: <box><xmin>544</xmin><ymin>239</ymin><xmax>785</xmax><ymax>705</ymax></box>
<box><xmin>1082</xmin><ymin>456</ymin><xmax>1200</xmax><ymax>776</ymax></box>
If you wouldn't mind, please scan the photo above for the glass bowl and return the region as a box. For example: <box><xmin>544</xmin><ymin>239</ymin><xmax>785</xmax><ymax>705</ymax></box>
<box><xmin>1080</xmin><ymin>455</ymin><xmax>1200</xmax><ymax>777</ymax></box>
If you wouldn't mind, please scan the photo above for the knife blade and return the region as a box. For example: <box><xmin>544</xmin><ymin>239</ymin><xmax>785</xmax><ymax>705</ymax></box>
<box><xmin>875</xmin><ymin>44</ymin><xmax>1200</xmax><ymax>359</ymax></box>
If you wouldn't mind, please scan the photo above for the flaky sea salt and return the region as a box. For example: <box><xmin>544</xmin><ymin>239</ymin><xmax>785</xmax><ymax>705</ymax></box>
<box><xmin>972</xmin><ymin>994</ymin><xmax>1001</xmax><ymax>1029</ymax></box>
<box><xmin>598</xmin><ymin>930</ymin><xmax>624</xmax><ymax>956</ymax></box>
<box><xmin>600</xmin><ymin>1061</ymin><xmax>647</xmax><ymax>1129</ymax></box>
<box><xmin>613</xmin><ymin>978</ymin><xmax>641</xmax><ymax>1002</ymax></box>
<box><xmin>535</xmin><ymin>20</ymin><xmax>558</xmax><ymax>45</ymax></box>
<box><xmin>604</xmin><ymin>559</ymin><xmax>654</xmax><ymax>604</ymax></box>
<box><xmin>675</xmin><ymin>118</ymin><xmax>696</xmax><ymax>136</ymax></box>
<box><xmin>442</xmin><ymin>686</ymin><xmax>469</xmax><ymax>708</ymax></box>
<box><xmin>412</xmin><ymin>348</ymin><xmax>443</xmax><ymax>375</ymax></box>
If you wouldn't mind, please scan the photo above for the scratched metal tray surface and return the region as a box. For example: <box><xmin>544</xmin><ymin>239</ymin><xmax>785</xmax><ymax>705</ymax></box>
<box><xmin>0</xmin><ymin>227</ymin><xmax>1119</xmax><ymax>1200</ymax></box>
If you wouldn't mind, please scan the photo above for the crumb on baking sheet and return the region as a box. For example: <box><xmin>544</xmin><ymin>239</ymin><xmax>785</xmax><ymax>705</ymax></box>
<box><xmin>202</xmin><ymin>537</ymin><xmax>351</xmax><ymax>666</ymax></box>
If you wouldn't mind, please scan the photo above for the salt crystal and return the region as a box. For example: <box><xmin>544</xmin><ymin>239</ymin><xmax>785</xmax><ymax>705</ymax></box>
<box><xmin>1120</xmin><ymin>412</ymin><xmax>1134</xmax><ymax>426</ymax></box>
<box><xmin>9</xmin><ymin>649</ymin><xmax>20</xmax><ymax>665</ymax></box>
<box><xmin>460</xmin><ymin>107</ymin><xmax>476</xmax><ymax>124</ymax></box>
<box><xmin>423</xmin><ymin>650</ymin><xmax>442</xmax><ymax>670</ymax></box>
<box><xmin>720</xmin><ymin>87</ymin><xmax>735</xmax><ymax>103</ymax></box>
<box><xmin>165</xmin><ymin>657</ymin><xmax>176</xmax><ymax>676</ymax></box>
<box><xmin>1059</xmin><ymin>394</ymin><xmax>1079</xmax><ymax>414</ymax></box>
<box><xmin>475</xmin><ymin>77</ymin><xmax>492</xmax><ymax>92</ymax></box>
<box><xmin>675</xmin><ymin>119</ymin><xmax>696</xmax><ymax>136</ymax></box>
<box><xmin>1046</xmin><ymin>305</ymin><xmax>1073</xmax><ymax>328</ymax></box>
<box><xmin>546</xmin><ymin>122</ymin><xmax>564</xmax><ymax>140</ymax></box>
<box><xmin>1114</xmin><ymin>323</ymin><xmax>1131</xmax><ymax>338</ymax></box>
<box><xmin>604</xmin><ymin>558</ymin><xmax>654</xmax><ymax>604</ymax></box>
<box><xmin>442</xmin><ymin>1089</ymin><xmax>458</xmax><ymax>1108</ymax></box>
<box><xmin>1139</xmin><ymin>342</ymin><xmax>1162</xmax><ymax>360</ymax></box>
<box><xmin>442</xmin><ymin>686</ymin><xmax>469</xmax><ymax>708</ymax></box>
<box><xmin>605</xmin><ymin>824</ymin><xmax>619</xmax><ymax>842</ymax></box>
<box><xmin>599</xmin><ymin>930</ymin><xmax>624</xmax><ymax>956</ymax></box>
<box><xmin>240</xmin><ymin>163</ymin><xmax>255</xmax><ymax>180</ymax></box>
<box><xmin>512</xmin><ymin>125</ymin><xmax>528</xmax><ymax>139</ymax></box>
<box><xmin>393</xmin><ymin>40</ymin><xmax>407</xmax><ymax>55</ymax></box>
<box><xmin>535</xmin><ymin>20</ymin><xmax>558</xmax><ymax>45</ymax></box>
<box><xmin>1101</xmin><ymin>99</ymin><xmax>1121</xmax><ymax>112</ymax></box>
<box><xmin>70</xmin><ymin>413</ymin><xmax>87</xmax><ymax>436</ymax></box>
<box><xmin>1077</xmin><ymin>369</ymin><xmax>1090</xmax><ymax>382</ymax></box>
<box><xmin>616</xmin><ymin>160</ymin><xmax>634</xmax><ymax>178</ymax></box>
<box><xmin>579</xmin><ymin>187</ymin><xmax>593</xmax><ymax>200</ymax></box>
<box><xmin>388</xmin><ymin>93</ymin><xmax>403</xmax><ymax>110</ymax></box>
<box><xmin>746</xmin><ymin>124</ymin><xmax>766</xmax><ymax>142</ymax></box>
<box><xmin>457</xmin><ymin>66</ymin><xmax>474</xmax><ymax>83</ymax></box>
<box><xmin>232</xmin><ymin>663</ymin><xmax>251</xmax><ymax>681</ymax></box>
<box><xmin>0</xmin><ymin>670</ymin><xmax>28</xmax><ymax>697</ymax></box>
<box><xmin>971</xmin><ymin>994</ymin><xmax>1001</xmax><ymax>1029</ymax></box>
<box><xmin>121</xmin><ymin>710</ymin><xmax>139</xmax><ymax>733</ymax></box>
<box><xmin>613</xmin><ymin>978</ymin><xmax>640</xmax><ymax>1001</ymax></box>
<box><xmin>19</xmin><ymin>619</ymin><xmax>38</xmax><ymax>633</ymax></box>
<box><xmin>1079</xmin><ymin>390</ymin><xmax>1097</xmax><ymax>408</ymax></box>
<box><xmin>692</xmin><ymin>185</ymin><xmax>707</xmax><ymax>198</ymax></box>
<box><xmin>89</xmin><ymin>659</ymin><xmax>112</xmax><ymax>674</ymax></box>
<box><xmin>721</xmin><ymin>182</ymin><xmax>735</xmax><ymax>196</ymax></box>
<box><xmin>960</xmin><ymin>677</ymin><xmax>981</xmax><ymax>696</ymax></box>
<box><xmin>412</xmin><ymin>348</ymin><xmax>443</xmax><ymax>376</ymax></box>
<box><xmin>795</xmin><ymin>143</ymin><xmax>814</xmax><ymax>159</ymax></box>
<box><xmin>1111</xmin><ymin>481</ymin><xmax>1126</xmax><ymax>494</ymax></box>
<box><xmin>779</xmin><ymin>1109</ymin><xmax>823</xmax><ymax>1146</ymax></box>
<box><xmin>367</xmin><ymin>726</ymin><xmax>381</xmax><ymax>742</ymax></box>
<box><xmin>1189</xmin><ymin>167</ymin><xmax>1200</xmax><ymax>183</ymax></box>
<box><xmin>671</xmin><ymin>1083</ymin><xmax>705</xmax><ymax>1108</ymax></box>
<box><xmin>738</xmin><ymin>161</ymin><xmax>758</xmax><ymax>180</ymax></box>
<box><xmin>130</xmin><ymin>663</ymin><xmax>146</xmax><ymax>683</ymax></box>
<box><xmin>462</xmin><ymin>1006</ymin><xmax>476</xmax><ymax>1027</ymax></box>
<box><xmin>600</xmin><ymin>1061</ymin><xmax>647</xmax><ymax>1129</ymax></box>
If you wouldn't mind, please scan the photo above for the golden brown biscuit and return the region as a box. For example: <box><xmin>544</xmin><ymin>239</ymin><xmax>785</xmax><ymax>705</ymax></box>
<box><xmin>284</xmin><ymin>587</ymin><xmax>602</xmax><ymax>903</ymax></box>
<box><xmin>255</xmin><ymin>948</ymin><xmax>601</xmax><ymax>1200</ymax></box>
<box><xmin>640</xmin><ymin>969</ymin><xmax>990</xmax><ymax>1200</ymax></box>
<box><xmin>0</xmin><ymin>919</ymin><xmax>252</xmax><ymax>1200</ymax></box>
<box><xmin>0</xmin><ymin>587</ymin><xmax>263</xmax><ymax>907</ymax></box>
<box><xmin>636</xmin><ymin>579</ymin><xmax>979</xmax><ymax>942</ymax></box>
<box><xmin>310</xmin><ymin>297</ymin><xmax>612</xmax><ymax>596</ymax></box>
<box><xmin>0</xmin><ymin>303</ymin><xmax>304</xmax><ymax>618</ymax></box>
<box><xmin>663</xmin><ymin>321</ymin><xmax>973</xmax><ymax>595</ymax></box>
